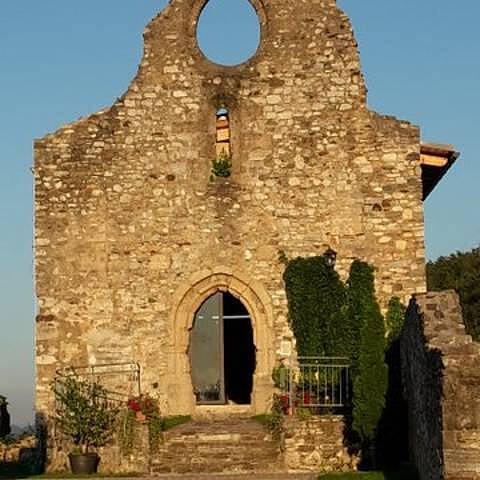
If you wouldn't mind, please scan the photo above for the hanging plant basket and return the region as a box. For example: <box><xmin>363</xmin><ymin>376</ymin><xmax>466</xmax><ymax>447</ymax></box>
<box><xmin>135</xmin><ymin>411</ymin><xmax>147</xmax><ymax>422</ymax></box>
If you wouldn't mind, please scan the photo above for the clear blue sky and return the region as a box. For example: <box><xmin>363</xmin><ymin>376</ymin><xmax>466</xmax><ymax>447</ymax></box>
<box><xmin>0</xmin><ymin>0</ymin><xmax>478</xmax><ymax>426</ymax></box>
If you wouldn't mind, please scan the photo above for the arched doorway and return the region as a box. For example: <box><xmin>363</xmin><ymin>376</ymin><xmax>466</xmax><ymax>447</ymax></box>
<box><xmin>190</xmin><ymin>291</ymin><xmax>256</xmax><ymax>405</ymax></box>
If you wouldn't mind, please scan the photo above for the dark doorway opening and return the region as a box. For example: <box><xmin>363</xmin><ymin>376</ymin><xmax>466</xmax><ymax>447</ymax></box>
<box><xmin>223</xmin><ymin>293</ymin><xmax>255</xmax><ymax>404</ymax></box>
<box><xmin>190</xmin><ymin>291</ymin><xmax>256</xmax><ymax>405</ymax></box>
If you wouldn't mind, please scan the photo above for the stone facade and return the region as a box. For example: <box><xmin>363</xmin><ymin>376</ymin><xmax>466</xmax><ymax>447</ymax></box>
<box><xmin>35</xmin><ymin>0</ymin><xmax>427</xmax><ymax>464</ymax></box>
<box><xmin>401</xmin><ymin>291</ymin><xmax>480</xmax><ymax>480</ymax></box>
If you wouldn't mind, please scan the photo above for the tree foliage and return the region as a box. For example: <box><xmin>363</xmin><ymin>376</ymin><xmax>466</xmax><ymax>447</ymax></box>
<box><xmin>427</xmin><ymin>247</ymin><xmax>480</xmax><ymax>340</ymax></box>
<box><xmin>0</xmin><ymin>395</ymin><xmax>11</xmax><ymax>438</ymax></box>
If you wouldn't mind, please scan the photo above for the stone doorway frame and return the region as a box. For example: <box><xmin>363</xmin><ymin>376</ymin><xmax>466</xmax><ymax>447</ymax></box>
<box><xmin>166</xmin><ymin>267</ymin><xmax>275</xmax><ymax>416</ymax></box>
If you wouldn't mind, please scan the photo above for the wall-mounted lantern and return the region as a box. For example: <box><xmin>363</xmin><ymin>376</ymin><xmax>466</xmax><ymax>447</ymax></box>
<box><xmin>323</xmin><ymin>248</ymin><xmax>337</xmax><ymax>268</ymax></box>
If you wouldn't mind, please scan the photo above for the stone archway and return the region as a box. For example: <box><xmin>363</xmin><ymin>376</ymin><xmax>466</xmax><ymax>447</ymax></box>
<box><xmin>166</xmin><ymin>267</ymin><xmax>275</xmax><ymax>415</ymax></box>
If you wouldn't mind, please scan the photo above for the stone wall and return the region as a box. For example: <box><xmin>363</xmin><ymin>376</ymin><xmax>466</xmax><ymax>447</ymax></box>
<box><xmin>401</xmin><ymin>291</ymin><xmax>480</xmax><ymax>480</ymax></box>
<box><xmin>284</xmin><ymin>416</ymin><xmax>358</xmax><ymax>473</ymax></box>
<box><xmin>35</xmin><ymin>0</ymin><xmax>426</xmax><ymax>444</ymax></box>
<box><xmin>47</xmin><ymin>416</ymin><xmax>357</xmax><ymax>475</ymax></box>
<box><xmin>0</xmin><ymin>435</ymin><xmax>40</xmax><ymax>473</ymax></box>
<box><xmin>46</xmin><ymin>422</ymin><xmax>150</xmax><ymax>474</ymax></box>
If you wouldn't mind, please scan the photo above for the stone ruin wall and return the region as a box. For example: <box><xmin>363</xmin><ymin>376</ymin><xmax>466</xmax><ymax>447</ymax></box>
<box><xmin>284</xmin><ymin>416</ymin><xmax>359</xmax><ymax>473</ymax></box>
<box><xmin>35</xmin><ymin>0</ymin><xmax>426</xmax><ymax>423</ymax></box>
<box><xmin>401</xmin><ymin>291</ymin><xmax>480</xmax><ymax>480</ymax></box>
<box><xmin>0</xmin><ymin>435</ymin><xmax>40</xmax><ymax>474</ymax></box>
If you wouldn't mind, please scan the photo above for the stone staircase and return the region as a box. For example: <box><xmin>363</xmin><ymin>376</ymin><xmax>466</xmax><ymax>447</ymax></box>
<box><xmin>150</xmin><ymin>418</ymin><xmax>284</xmax><ymax>475</ymax></box>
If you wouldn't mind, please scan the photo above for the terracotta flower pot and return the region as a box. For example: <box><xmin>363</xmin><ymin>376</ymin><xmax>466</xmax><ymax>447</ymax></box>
<box><xmin>136</xmin><ymin>411</ymin><xmax>146</xmax><ymax>422</ymax></box>
<box><xmin>68</xmin><ymin>452</ymin><xmax>99</xmax><ymax>475</ymax></box>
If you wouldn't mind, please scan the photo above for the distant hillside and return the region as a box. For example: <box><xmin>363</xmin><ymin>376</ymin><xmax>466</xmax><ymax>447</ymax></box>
<box><xmin>10</xmin><ymin>424</ymin><xmax>27</xmax><ymax>436</ymax></box>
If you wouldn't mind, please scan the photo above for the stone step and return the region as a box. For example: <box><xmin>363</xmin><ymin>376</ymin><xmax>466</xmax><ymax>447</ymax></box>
<box><xmin>158</xmin><ymin>444</ymin><xmax>279</xmax><ymax>455</ymax></box>
<box><xmin>152</xmin><ymin>473</ymin><xmax>317</xmax><ymax>479</ymax></box>
<box><xmin>152</xmin><ymin>463</ymin><xmax>283</xmax><ymax>475</ymax></box>
<box><xmin>151</xmin><ymin>418</ymin><xmax>283</xmax><ymax>475</ymax></box>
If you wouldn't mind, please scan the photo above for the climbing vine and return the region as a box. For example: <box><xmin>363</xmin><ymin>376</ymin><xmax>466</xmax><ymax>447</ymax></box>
<box><xmin>385</xmin><ymin>296</ymin><xmax>407</xmax><ymax>346</ymax></box>
<box><xmin>283</xmin><ymin>256</ymin><xmax>346</xmax><ymax>357</ymax></box>
<box><xmin>283</xmin><ymin>256</ymin><xmax>390</xmax><ymax>459</ymax></box>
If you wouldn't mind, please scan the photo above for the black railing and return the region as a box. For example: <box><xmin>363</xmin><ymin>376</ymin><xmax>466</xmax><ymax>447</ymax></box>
<box><xmin>55</xmin><ymin>361</ymin><xmax>141</xmax><ymax>404</ymax></box>
<box><xmin>282</xmin><ymin>357</ymin><xmax>351</xmax><ymax>414</ymax></box>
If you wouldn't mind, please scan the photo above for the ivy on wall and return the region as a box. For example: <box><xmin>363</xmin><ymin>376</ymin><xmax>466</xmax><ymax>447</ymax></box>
<box><xmin>377</xmin><ymin>297</ymin><xmax>408</xmax><ymax>467</ymax></box>
<box><xmin>385</xmin><ymin>296</ymin><xmax>407</xmax><ymax>346</ymax></box>
<box><xmin>283</xmin><ymin>256</ymin><xmax>390</xmax><ymax>457</ymax></box>
<box><xmin>283</xmin><ymin>256</ymin><xmax>346</xmax><ymax>357</ymax></box>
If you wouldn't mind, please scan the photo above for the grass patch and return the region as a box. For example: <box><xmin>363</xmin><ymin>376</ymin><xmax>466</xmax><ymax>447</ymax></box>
<box><xmin>162</xmin><ymin>415</ymin><xmax>191</xmax><ymax>431</ymax></box>
<box><xmin>30</xmin><ymin>473</ymin><xmax>141</xmax><ymax>478</ymax></box>
<box><xmin>318</xmin><ymin>466</ymin><xmax>418</xmax><ymax>480</ymax></box>
<box><xmin>319</xmin><ymin>474</ymin><xmax>384</xmax><ymax>480</ymax></box>
<box><xmin>252</xmin><ymin>414</ymin><xmax>272</xmax><ymax>426</ymax></box>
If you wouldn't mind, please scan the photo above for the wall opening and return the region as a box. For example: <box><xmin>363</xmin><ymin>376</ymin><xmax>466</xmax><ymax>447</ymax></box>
<box><xmin>190</xmin><ymin>291</ymin><xmax>256</xmax><ymax>405</ymax></box>
<box><xmin>196</xmin><ymin>0</ymin><xmax>261</xmax><ymax>66</ymax></box>
<box><xmin>216</xmin><ymin>107</ymin><xmax>230</xmax><ymax>157</ymax></box>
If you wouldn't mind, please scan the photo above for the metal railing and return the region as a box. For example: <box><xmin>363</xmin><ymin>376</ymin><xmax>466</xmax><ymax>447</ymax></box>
<box><xmin>55</xmin><ymin>361</ymin><xmax>141</xmax><ymax>404</ymax></box>
<box><xmin>283</xmin><ymin>357</ymin><xmax>351</xmax><ymax>414</ymax></box>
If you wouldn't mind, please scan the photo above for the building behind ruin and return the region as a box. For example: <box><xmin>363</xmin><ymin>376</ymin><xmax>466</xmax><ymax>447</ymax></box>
<box><xmin>35</xmin><ymin>0</ymin><xmax>456</xmax><ymax>437</ymax></box>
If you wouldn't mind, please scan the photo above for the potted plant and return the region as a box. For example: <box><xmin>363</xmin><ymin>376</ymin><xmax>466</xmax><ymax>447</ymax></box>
<box><xmin>53</xmin><ymin>376</ymin><xmax>118</xmax><ymax>474</ymax></box>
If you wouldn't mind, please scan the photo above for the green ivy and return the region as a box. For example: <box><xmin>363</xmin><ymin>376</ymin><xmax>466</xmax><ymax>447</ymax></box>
<box><xmin>118</xmin><ymin>411</ymin><xmax>191</xmax><ymax>455</ymax></box>
<box><xmin>283</xmin><ymin>256</ymin><xmax>389</xmax><ymax>458</ymax></box>
<box><xmin>118</xmin><ymin>408</ymin><xmax>136</xmax><ymax>455</ymax></box>
<box><xmin>283</xmin><ymin>256</ymin><xmax>346</xmax><ymax>356</ymax></box>
<box><xmin>385</xmin><ymin>296</ymin><xmax>406</xmax><ymax>346</ymax></box>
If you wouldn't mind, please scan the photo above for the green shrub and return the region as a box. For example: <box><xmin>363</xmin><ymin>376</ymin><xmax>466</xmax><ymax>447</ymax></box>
<box><xmin>348</xmin><ymin>261</ymin><xmax>387</xmax><ymax>448</ymax></box>
<box><xmin>53</xmin><ymin>377</ymin><xmax>118</xmax><ymax>453</ymax></box>
<box><xmin>211</xmin><ymin>151</ymin><xmax>232</xmax><ymax>178</ymax></box>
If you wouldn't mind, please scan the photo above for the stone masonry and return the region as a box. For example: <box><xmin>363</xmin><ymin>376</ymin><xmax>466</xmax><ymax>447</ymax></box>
<box><xmin>35</xmin><ymin>0</ymin><xmax>427</xmax><ymax>468</ymax></box>
<box><xmin>401</xmin><ymin>291</ymin><xmax>480</xmax><ymax>480</ymax></box>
